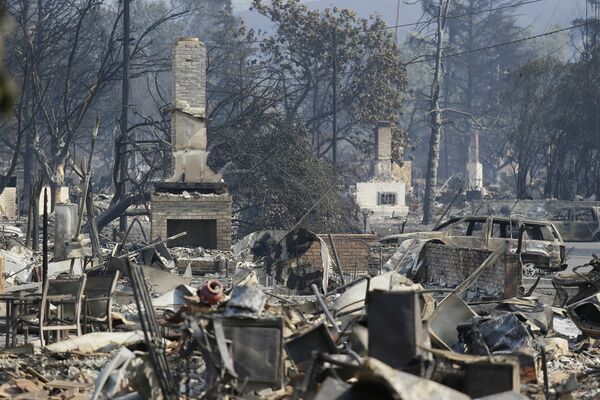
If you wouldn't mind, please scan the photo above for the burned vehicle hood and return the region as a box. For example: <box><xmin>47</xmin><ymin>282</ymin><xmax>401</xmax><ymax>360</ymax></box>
<box><xmin>380</xmin><ymin>231</ymin><xmax>449</xmax><ymax>244</ymax></box>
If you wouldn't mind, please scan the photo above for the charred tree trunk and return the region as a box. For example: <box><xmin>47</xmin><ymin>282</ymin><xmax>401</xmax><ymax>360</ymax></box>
<box><xmin>95</xmin><ymin>191</ymin><xmax>150</xmax><ymax>232</ymax></box>
<box><xmin>119</xmin><ymin>0</ymin><xmax>131</xmax><ymax>233</ymax></box>
<box><xmin>423</xmin><ymin>0</ymin><xmax>451</xmax><ymax>225</ymax></box>
<box><xmin>46</xmin><ymin>160</ymin><xmax>66</xmax><ymax>212</ymax></box>
<box><xmin>28</xmin><ymin>176</ymin><xmax>43</xmax><ymax>251</ymax></box>
<box><xmin>22</xmin><ymin>131</ymin><xmax>35</xmax><ymax>215</ymax></box>
<box><xmin>516</xmin><ymin>165</ymin><xmax>528</xmax><ymax>199</ymax></box>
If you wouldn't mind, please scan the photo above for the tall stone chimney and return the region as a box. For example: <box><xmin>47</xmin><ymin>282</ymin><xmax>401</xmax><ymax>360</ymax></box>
<box><xmin>373</xmin><ymin>124</ymin><xmax>392</xmax><ymax>179</ymax></box>
<box><xmin>168</xmin><ymin>37</ymin><xmax>221</xmax><ymax>183</ymax></box>
<box><xmin>151</xmin><ymin>37</ymin><xmax>232</xmax><ymax>252</ymax></box>
<box><xmin>172</xmin><ymin>37</ymin><xmax>205</xmax><ymax>112</ymax></box>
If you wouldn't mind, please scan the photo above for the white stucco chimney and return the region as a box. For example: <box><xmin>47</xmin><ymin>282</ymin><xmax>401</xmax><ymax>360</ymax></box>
<box><xmin>466</xmin><ymin>131</ymin><xmax>483</xmax><ymax>191</ymax></box>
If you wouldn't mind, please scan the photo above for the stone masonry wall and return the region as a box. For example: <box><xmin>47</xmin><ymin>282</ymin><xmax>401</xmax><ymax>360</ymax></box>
<box><xmin>423</xmin><ymin>243</ymin><xmax>522</xmax><ymax>299</ymax></box>
<box><xmin>301</xmin><ymin>234</ymin><xmax>378</xmax><ymax>277</ymax></box>
<box><xmin>151</xmin><ymin>193</ymin><xmax>232</xmax><ymax>250</ymax></box>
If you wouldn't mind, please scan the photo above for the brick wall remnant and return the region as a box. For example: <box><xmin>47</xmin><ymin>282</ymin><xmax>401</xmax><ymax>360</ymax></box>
<box><xmin>301</xmin><ymin>234</ymin><xmax>378</xmax><ymax>277</ymax></box>
<box><xmin>422</xmin><ymin>243</ymin><xmax>522</xmax><ymax>299</ymax></box>
<box><xmin>151</xmin><ymin>191</ymin><xmax>232</xmax><ymax>251</ymax></box>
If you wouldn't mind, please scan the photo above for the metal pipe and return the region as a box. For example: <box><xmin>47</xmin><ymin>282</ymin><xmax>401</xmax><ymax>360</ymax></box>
<box><xmin>516</xmin><ymin>225</ymin><xmax>526</xmax><ymax>254</ymax></box>
<box><xmin>328</xmin><ymin>233</ymin><xmax>345</xmax><ymax>285</ymax></box>
<box><xmin>324</xmin><ymin>275</ymin><xmax>370</xmax><ymax>297</ymax></box>
<box><xmin>74</xmin><ymin>118</ymin><xmax>99</xmax><ymax>240</ymax></box>
<box><xmin>311</xmin><ymin>283</ymin><xmax>341</xmax><ymax>334</ymax></box>
<box><xmin>117</xmin><ymin>232</ymin><xmax>187</xmax><ymax>259</ymax></box>
<box><xmin>264</xmin><ymin>290</ymin><xmax>298</xmax><ymax>305</ymax></box>
<box><xmin>42</xmin><ymin>188</ymin><xmax>48</xmax><ymax>283</ymax></box>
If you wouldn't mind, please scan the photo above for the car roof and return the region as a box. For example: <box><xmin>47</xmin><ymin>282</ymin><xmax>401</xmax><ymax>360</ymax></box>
<box><xmin>448</xmin><ymin>215</ymin><xmax>518</xmax><ymax>222</ymax></box>
<box><xmin>520</xmin><ymin>219</ymin><xmax>555</xmax><ymax>225</ymax></box>
<box><xmin>434</xmin><ymin>215</ymin><xmax>519</xmax><ymax>231</ymax></box>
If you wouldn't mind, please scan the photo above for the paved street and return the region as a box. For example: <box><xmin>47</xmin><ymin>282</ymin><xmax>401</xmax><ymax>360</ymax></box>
<box><xmin>565</xmin><ymin>241</ymin><xmax>600</xmax><ymax>269</ymax></box>
<box><xmin>523</xmin><ymin>242</ymin><xmax>599</xmax><ymax>305</ymax></box>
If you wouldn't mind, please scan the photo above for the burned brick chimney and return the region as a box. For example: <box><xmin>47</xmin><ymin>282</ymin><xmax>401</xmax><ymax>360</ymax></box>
<box><xmin>150</xmin><ymin>38</ymin><xmax>232</xmax><ymax>250</ymax></box>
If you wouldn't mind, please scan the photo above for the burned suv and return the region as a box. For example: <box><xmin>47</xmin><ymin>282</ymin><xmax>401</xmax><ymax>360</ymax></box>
<box><xmin>551</xmin><ymin>206</ymin><xmax>600</xmax><ymax>242</ymax></box>
<box><xmin>381</xmin><ymin>216</ymin><xmax>566</xmax><ymax>272</ymax></box>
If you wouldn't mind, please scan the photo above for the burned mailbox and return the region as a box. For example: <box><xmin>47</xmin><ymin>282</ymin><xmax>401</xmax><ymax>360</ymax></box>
<box><xmin>215</xmin><ymin>316</ymin><xmax>284</xmax><ymax>393</ymax></box>
<box><xmin>367</xmin><ymin>290</ymin><xmax>427</xmax><ymax>370</ymax></box>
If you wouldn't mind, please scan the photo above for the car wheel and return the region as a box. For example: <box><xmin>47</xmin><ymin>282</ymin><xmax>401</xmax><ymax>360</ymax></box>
<box><xmin>522</xmin><ymin>263</ymin><xmax>537</xmax><ymax>277</ymax></box>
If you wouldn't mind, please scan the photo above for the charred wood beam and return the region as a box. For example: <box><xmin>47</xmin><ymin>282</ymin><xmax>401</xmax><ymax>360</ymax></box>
<box><xmin>93</xmin><ymin>191</ymin><xmax>150</xmax><ymax>233</ymax></box>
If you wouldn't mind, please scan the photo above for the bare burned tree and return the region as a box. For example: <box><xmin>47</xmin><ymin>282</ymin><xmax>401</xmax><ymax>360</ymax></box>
<box><xmin>251</xmin><ymin>0</ymin><xmax>407</xmax><ymax>169</ymax></box>
<box><xmin>422</xmin><ymin>0</ymin><xmax>451</xmax><ymax>225</ymax></box>
<box><xmin>1</xmin><ymin>0</ymin><xmax>407</xmax><ymax>236</ymax></box>
<box><xmin>4</xmin><ymin>0</ymin><xmax>124</xmax><ymax>211</ymax></box>
<box><xmin>1</xmin><ymin>0</ymin><xmax>189</xmax><ymax>226</ymax></box>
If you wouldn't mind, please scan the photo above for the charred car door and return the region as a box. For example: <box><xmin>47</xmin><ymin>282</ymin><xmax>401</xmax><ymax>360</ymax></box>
<box><xmin>551</xmin><ymin>207</ymin><xmax>576</xmax><ymax>241</ymax></box>
<box><xmin>521</xmin><ymin>222</ymin><xmax>565</xmax><ymax>270</ymax></box>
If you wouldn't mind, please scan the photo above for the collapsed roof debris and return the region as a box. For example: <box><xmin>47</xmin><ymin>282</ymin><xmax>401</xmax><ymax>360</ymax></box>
<box><xmin>0</xmin><ymin>216</ymin><xmax>597</xmax><ymax>400</ymax></box>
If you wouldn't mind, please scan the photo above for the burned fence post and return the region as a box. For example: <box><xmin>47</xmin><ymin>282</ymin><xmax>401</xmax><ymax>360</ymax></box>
<box><xmin>311</xmin><ymin>283</ymin><xmax>341</xmax><ymax>334</ymax></box>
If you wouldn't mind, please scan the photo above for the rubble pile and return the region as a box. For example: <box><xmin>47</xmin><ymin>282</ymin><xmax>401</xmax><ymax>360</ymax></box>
<box><xmin>169</xmin><ymin>247</ymin><xmax>233</xmax><ymax>265</ymax></box>
<box><xmin>153</xmin><ymin>191</ymin><xmax>225</xmax><ymax>200</ymax></box>
<box><xmin>0</xmin><ymin>218</ymin><xmax>598</xmax><ymax>399</ymax></box>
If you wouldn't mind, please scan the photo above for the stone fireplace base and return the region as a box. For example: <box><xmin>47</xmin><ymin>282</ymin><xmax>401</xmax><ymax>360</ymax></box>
<box><xmin>151</xmin><ymin>182</ymin><xmax>232</xmax><ymax>250</ymax></box>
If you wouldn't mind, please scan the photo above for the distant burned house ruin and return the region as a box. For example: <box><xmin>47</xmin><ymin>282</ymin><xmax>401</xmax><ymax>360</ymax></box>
<box><xmin>356</xmin><ymin>124</ymin><xmax>410</xmax><ymax>232</ymax></box>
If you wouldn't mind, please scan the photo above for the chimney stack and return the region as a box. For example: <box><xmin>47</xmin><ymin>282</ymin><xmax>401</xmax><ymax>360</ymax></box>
<box><xmin>171</xmin><ymin>37</ymin><xmax>205</xmax><ymax>113</ymax></box>
<box><xmin>167</xmin><ymin>37</ymin><xmax>221</xmax><ymax>183</ymax></box>
<box><xmin>374</xmin><ymin>124</ymin><xmax>392</xmax><ymax>179</ymax></box>
<box><xmin>466</xmin><ymin>131</ymin><xmax>483</xmax><ymax>191</ymax></box>
<box><xmin>468</xmin><ymin>131</ymin><xmax>479</xmax><ymax>163</ymax></box>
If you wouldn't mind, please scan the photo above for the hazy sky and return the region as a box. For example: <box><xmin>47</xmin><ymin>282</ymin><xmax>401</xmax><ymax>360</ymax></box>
<box><xmin>232</xmin><ymin>0</ymin><xmax>588</xmax><ymax>40</ymax></box>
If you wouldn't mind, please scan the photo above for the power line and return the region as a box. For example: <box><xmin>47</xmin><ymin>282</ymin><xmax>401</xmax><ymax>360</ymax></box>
<box><xmin>543</xmin><ymin>0</ymin><xmax>563</xmax><ymax>31</ymax></box>
<box><xmin>406</xmin><ymin>19</ymin><xmax>599</xmax><ymax>65</ymax></box>
<box><xmin>155</xmin><ymin>13</ymin><xmax>589</xmax><ymax>79</ymax></box>
<box><xmin>383</xmin><ymin>0</ymin><xmax>543</xmax><ymax>31</ymax></box>
<box><xmin>154</xmin><ymin>0</ymin><xmax>578</xmax><ymax>70</ymax></box>
<box><xmin>157</xmin><ymin>0</ymin><xmax>544</xmax><ymax>47</ymax></box>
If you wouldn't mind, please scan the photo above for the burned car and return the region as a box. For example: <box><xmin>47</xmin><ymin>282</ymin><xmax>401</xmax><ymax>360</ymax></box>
<box><xmin>380</xmin><ymin>216</ymin><xmax>566</xmax><ymax>273</ymax></box>
<box><xmin>551</xmin><ymin>205</ymin><xmax>600</xmax><ymax>242</ymax></box>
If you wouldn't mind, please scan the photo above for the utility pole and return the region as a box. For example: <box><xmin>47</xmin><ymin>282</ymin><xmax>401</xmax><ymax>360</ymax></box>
<box><xmin>119</xmin><ymin>0</ymin><xmax>130</xmax><ymax>232</ymax></box>
<box><xmin>332</xmin><ymin>25</ymin><xmax>338</xmax><ymax>166</ymax></box>
<box><xmin>394</xmin><ymin>0</ymin><xmax>401</xmax><ymax>43</ymax></box>
<box><xmin>423</xmin><ymin>0</ymin><xmax>451</xmax><ymax>225</ymax></box>
<box><xmin>592</xmin><ymin>2</ymin><xmax>600</xmax><ymax>199</ymax></box>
